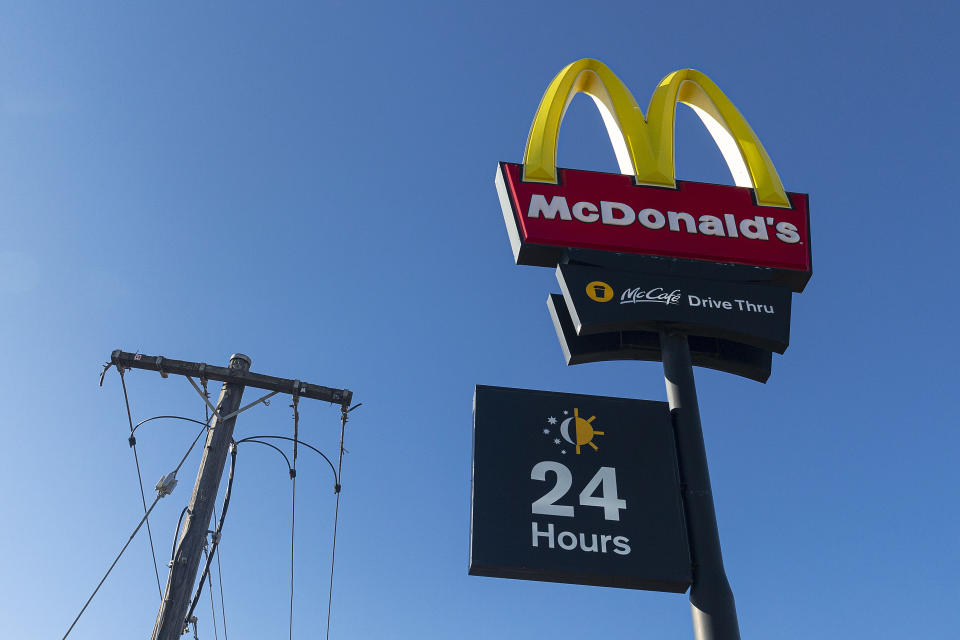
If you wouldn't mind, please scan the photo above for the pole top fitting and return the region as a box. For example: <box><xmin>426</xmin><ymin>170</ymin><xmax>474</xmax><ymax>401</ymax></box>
<box><xmin>229</xmin><ymin>353</ymin><xmax>252</xmax><ymax>369</ymax></box>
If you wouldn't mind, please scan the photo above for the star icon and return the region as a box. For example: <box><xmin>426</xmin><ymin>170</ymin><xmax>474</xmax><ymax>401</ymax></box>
<box><xmin>547</xmin><ymin>416</ymin><xmax>557</xmax><ymax>425</ymax></box>
<box><xmin>563</xmin><ymin>410</ymin><xmax>569</xmax><ymax>415</ymax></box>
<box><xmin>542</xmin><ymin>428</ymin><xmax>550</xmax><ymax>435</ymax></box>
<box><xmin>561</xmin><ymin>449</ymin><xmax>567</xmax><ymax>455</ymax></box>
<box><xmin>553</xmin><ymin>438</ymin><xmax>561</xmax><ymax>445</ymax></box>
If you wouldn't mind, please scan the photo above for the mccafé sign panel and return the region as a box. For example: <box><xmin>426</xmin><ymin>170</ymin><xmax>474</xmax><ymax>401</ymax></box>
<box><xmin>547</xmin><ymin>293</ymin><xmax>773</xmax><ymax>383</ymax></box>
<box><xmin>495</xmin><ymin>59</ymin><xmax>812</xmax><ymax>292</ymax></box>
<box><xmin>557</xmin><ymin>263</ymin><xmax>792</xmax><ymax>353</ymax></box>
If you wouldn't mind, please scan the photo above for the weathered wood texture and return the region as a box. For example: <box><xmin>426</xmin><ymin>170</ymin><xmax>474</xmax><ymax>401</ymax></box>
<box><xmin>111</xmin><ymin>349</ymin><xmax>352</xmax><ymax>407</ymax></box>
<box><xmin>151</xmin><ymin>354</ymin><xmax>249</xmax><ymax>640</ymax></box>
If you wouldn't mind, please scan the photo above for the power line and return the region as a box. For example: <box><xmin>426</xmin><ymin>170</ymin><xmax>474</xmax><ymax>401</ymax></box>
<box><xmin>212</xmin><ymin>503</ymin><xmax>229</xmax><ymax>640</ymax></box>
<box><xmin>134</xmin><ymin>415</ymin><xmax>210</xmax><ymax>435</ymax></box>
<box><xmin>107</xmin><ymin>350</ymin><xmax>354</xmax><ymax>640</ymax></box>
<box><xmin>235</xmin><ymin>439</ymin><xmax>292</xmax><ymax>472</ymax></box>
<box><xmin>235</xmin><ymin>435</ymin><xmax>336</xmax><ymax>484</ymax></box>
<box><xmin>118</xmin><ymin>367</ymin><xmax>163</xmax><ymax>598</ymax></box>
<box><xmin>203</xmin><ymin>546</ymin><xmax>220</xmax><ymax>640</ymax></box>
<box><xmin>289</xmin><ymin>474</ymin><xmax>297</xmax><ymax>640</ymax></box>
<box><xmin>325</xmin><ymin>491</ymin><xmax>341</xmax><ymax>640</ymax></box>
<box><xmin>206</xmin><ymin>391</ymin><xmax>230</xmax><ymax>640</ymax></box>
<box><xmin>170</xmin><ymin>506</ymin><xmax>190</xmax><ymax>564</ymax></box>
<box><xmin>234</xmin><ymin>425</ymin><xmax>347</xmax><ymax>639</ymax></box>
<box><xmin>184</xmin><ymin>443</ymin><xmax>238</xmax><ymax>627</ymax></box>
<box><xmin>175</xmin><ymin>426</ymin><xmax>210</xmax><ymax>475</ymax></box>
<box><xmin>289</xmin><ymin>393</ymin><xmax>299</xmax><ymax>640</ymax></box>
<box><xmin>327</xmin><ymin>403</ymin><xmax>359</xmax><ymax>639</ymax></box>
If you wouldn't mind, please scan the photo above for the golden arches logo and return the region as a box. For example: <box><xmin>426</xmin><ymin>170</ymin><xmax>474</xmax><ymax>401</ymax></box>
<box><xmin>523</xmin><ymin>59</ymin><xmax>790</xmax><ymax>208</ymax></box>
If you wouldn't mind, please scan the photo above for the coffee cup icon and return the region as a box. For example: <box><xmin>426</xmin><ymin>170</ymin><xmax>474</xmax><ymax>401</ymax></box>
<box><xmin>585</xmin><ymin>281</ymin><xmax>613</xmax><ymax>302</ymax></box>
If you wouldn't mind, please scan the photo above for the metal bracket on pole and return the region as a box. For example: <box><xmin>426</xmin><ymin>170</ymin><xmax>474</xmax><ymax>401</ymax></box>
<box><xmin>186</xmin><ymin>377</ymin><xmax>220</xmax><ymax>418</ymax></box>
<box><xmin>186</xmin><ymin>377</ymin><xmax>280</xmax><ymax>422</ymax></box>
<box><xmin>156</xmin><ymin>356</ymin><xmax>168</xmax><ymax>378</ymax></box>
<box><xmin>219</xmin><ymin>390</ymin><xmax>279</xmax><ymax>422</ymax></box>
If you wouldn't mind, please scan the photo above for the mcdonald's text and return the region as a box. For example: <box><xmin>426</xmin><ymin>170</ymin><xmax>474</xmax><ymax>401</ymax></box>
<box><xmin>498</xmin><ymin>162</ymin><xmax>811</xmax><ymax>291</ymax></box>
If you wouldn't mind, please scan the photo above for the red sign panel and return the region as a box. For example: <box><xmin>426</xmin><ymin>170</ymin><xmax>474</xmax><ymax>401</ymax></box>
<box><xmin>496</xmin><ymin>162</ymin><xmax>811</xmax><ymax>292</ymax></box>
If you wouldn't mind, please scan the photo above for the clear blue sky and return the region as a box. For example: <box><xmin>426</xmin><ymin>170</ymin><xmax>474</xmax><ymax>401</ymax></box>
<box><xmin>1</xmin><ymin>2</ymin><xmax>957</xmax><ymax>638</ymax></box>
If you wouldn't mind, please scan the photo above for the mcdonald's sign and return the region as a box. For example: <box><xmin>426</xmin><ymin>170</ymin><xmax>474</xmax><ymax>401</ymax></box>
<box><xmin>496</xmin><ymin>59</ymin><xmax>811</xmax><ymax>292</ymax></box>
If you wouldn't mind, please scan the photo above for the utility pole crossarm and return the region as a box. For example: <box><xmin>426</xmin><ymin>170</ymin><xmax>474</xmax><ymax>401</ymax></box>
<box><xmin>110</xmin><ymin>350</ymin><xmax>353</xmax><ymax>408</ymax></box>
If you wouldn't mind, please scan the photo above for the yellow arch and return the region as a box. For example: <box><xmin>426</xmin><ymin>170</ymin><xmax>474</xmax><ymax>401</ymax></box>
<box><xmin>522</xmin><ymin>59</ymin><xmax>790</xmax><ymax>208</ymax></box>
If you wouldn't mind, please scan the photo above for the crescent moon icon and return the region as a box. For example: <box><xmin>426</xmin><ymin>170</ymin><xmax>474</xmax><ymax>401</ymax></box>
<box><xmin>560</xmin><ymin>417</ymin><xmax>575</xmax><ymax>445</ymax></box>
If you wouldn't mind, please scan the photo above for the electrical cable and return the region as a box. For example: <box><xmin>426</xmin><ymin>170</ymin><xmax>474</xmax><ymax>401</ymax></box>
<box><xmin>212</xmin><ymin>503</ymin><xmax>229</xmax><ymax>640</ymax></box>
<box><xmin>133</xmin><ymin>415</ymin><xmax>210</xmax><ymax>435</ymax></box>
<box><xmin>184</xmin><ymin>443</ymin><xmax>237</xmax><ymax>626</ymax></box>
<box><xmin>232</xmin><ymin>437</ymin><xmax>299</xmax><ymax>637</ymax></box>
<box><xmin>236</xmin><ymin>435</ymin><xmax>337</xmax><ymax>485</ymax></box>
<box><xmin>289</xmin><ymin>472</ymin><xmax>296</xmax><ymax>640</ymax></box>
<box><xmin>62</xmin><ymin>493</ymin><xmax>164</xmax><ymax>639</ymax></box>
<box><xmin>161</xmin><ymin>397</ymin><xmax>348</xmax><ymax>637</ymax></box>
<box><xmin>326</xmin><ymin>490</ymin><xmax>340</xmax><ymax>640</ymax></box>
<box><xmin>206</xmin><ymin>381</ymin><xmax>230</xmax><ymax>640</ymax></box>
<box><xmin>326</xmin><ymin>404</ymin><xmax>359</xmax><ymax>639</ymax></box>
<box><xmin>203</xmin><ymin>377</ymin><xmax>210</xmax><ymax>427</ymax></box>
<box><xmin>171</xmin><ymin>506</ymin><xmax>190</xmax><ymax>563</ymax></box>
<box><xmin>289</xmin><ymin>397</ymin><xmax>299</xmax><ymax>640</ymax></box>
<box><xmin>203</xmin><ymin>547</ymin><xmax>220</xmax><ymax>640</ymax></box>
<box><xmin>175</xmin><ymin>425</ymin><xmax>210</xmax><ymax>476</ymax></box>
<box><xmin>102</xmin><ymin>360</ymin><xmax>355</xmax><ymax>639</ymax></box>
<box><xmin>236</xmin><ymin>439</ymin><xmax>292</xmax><ymax>471</ymax></box>
<box><xmin>118</xmin><ymin>367</ymin><xmax>163</xmax><ymax>598</ymax></box>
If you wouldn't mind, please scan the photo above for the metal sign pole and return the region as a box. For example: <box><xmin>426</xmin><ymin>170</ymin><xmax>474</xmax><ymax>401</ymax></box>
<box><xmin>659</xmin><ymin>328</ymin><xmax>741</xmax><ymax>640</ymax></box>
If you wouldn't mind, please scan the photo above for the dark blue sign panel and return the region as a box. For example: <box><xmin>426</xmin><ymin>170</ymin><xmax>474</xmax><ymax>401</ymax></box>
<box><xmin>470</xmin><ymin>385</ymin><xmax>691</xmax><ymax>592</ymax></box>
<box><xmin>557</xmin><ymin>264</ymin><xmax>792</xmax><ymax>353</ymax></box>
<box><xmin>547</xmin><ymin>294</ymin><xmax>773</xmax><ymax>383</ymax></box>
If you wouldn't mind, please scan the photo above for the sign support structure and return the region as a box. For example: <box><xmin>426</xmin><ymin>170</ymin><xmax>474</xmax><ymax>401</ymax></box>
<box><xmin>485</xmin><ymin>58</ymin><xmax>813</xmax><ymax>639</ymax></box>
<box><xmin>660</xmin><ymin>329</ymin><xmax>740</xmax><ymax>640</ymax></box>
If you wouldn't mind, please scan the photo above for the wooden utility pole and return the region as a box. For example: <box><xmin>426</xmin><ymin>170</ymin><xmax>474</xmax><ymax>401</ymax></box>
<box><xmin>107</xmin><ymin>350</ymin><xmax>353</xmax><ymax>639</ymax></box>
<box><xmin>151</xmin><ymin>353</ymin><xmax>250</xmax><ymax>640</ymax></box>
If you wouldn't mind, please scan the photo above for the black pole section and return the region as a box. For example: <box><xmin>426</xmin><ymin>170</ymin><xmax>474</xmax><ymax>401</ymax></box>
<box><xmin>151</xmin><ymin>354</ymin><xmax>251</xmax><ymax>640</ymax></box>
<box><xmin>659</xmin><ymin>329</ymin><xmax>740</xmax><ymax>640</ymax></box>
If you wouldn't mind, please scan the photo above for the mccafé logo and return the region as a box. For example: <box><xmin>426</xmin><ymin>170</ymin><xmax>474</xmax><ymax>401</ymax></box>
<box><xmin>496</xmin><ymin>59</ymin><xmax>812</xmax><ymax>292</ymax></box>
<box><xmin>620</xmin><ymin>287</ymin><xmax>682</xmax><ymax>306</ymax></box>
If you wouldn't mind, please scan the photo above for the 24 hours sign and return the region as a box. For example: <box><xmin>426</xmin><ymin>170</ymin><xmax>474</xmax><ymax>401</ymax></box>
<box><xmin>470</xmin><ymin>385</ymin><xmax>691</xmax><ymax>592</ymax></box>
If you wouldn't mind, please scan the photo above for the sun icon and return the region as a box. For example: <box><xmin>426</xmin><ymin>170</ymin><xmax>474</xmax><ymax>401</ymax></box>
<box><xmin>559</xmin><ymin>408</ymin><xmax>604</xmax><ymax>454</ymax></box>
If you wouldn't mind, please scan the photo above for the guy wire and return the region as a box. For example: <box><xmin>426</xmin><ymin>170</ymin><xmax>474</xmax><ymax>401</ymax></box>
<box><xmin>62</xmin><ymin>494</ymin><xmax>163</xmax><ymax>639</ymax></box>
